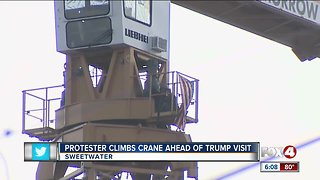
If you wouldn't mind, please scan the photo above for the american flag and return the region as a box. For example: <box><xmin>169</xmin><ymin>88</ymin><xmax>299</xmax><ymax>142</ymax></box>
<box><xmin>174</xmin><ymin>74</ymin><xmax>194</xmax><ymax>131</ymax></box>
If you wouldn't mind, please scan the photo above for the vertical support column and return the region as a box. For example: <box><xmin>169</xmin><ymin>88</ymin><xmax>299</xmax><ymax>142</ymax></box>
<box><xmin>83</xmin><ymin>162</ymin><xmax>97</xmax><ymax>180</ymax></box>
<box><xmin>85</xmin><ymin>168</ymin><xmax>96</xmax><ymax>180</ymax></box>
<box><xmin>101</xmin><ymin>47</ymin><xmax>142</xmax><ymax>99</ymax></box>
<box><xmin>65</xmin><ymin>54</ymin><xmax>96</xmax><ymax>106</ymax></box>
<box><xmin>36</xmin><ymin>162</ymin><xmax>54</xmax><ymax>180</ymax></box>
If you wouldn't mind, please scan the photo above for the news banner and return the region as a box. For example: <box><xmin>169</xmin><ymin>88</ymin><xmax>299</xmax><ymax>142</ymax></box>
<box><xmin>24</xmin><ymin>142</ymin><xmax>299</xmax><ymax>172</ymax></box>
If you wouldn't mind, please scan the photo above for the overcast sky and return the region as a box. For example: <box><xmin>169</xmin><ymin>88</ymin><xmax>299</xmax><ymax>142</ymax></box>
<box><xmin>0</xmin><ymin>1</ymin><xmax>319</xmax><ymax>180</ymax></box>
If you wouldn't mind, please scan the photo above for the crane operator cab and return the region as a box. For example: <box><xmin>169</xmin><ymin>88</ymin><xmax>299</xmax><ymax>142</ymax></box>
<box><xmin>55</xmin><ymin>0</ymin><xmax>168</xmax><ymax>59</ymax></box>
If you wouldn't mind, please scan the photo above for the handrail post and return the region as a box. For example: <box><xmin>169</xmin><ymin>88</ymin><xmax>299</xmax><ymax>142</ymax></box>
<box><xmin>176</xmin><ymin>71</ymin><xmax>179</xmax><ymax>110</ymax></box>
<box><xmin>148</xmin><ymin>74</ymin><xmax>152</xmax><ymax>116</ymax></box>
<box><xmin>47</xmin><ymin>100</ymin><xmax>50</xmax><ymax>128</ymax></box>
<box><xmin>171</xmin><ymin>71</ymin><xmax>175</xmax><ymax>112</ymax></box>
<box><xmin>22</xmin><ymin>91</ymin><xmax>26</xmax><ymax>133</ymax></box>
<box><xmin>42</xmin><ymin>100</ymin><xmax>45</xmax><ymax>129</ymax></box>
<box><xmin>195</xmin><ymin>80</ymin><xmax>199</xmax><ymax>122</ymax></box>
<box><xmin>45</xmin><ymin>87</ymin><xmax>49</xmax><ymax>128</ymax></box>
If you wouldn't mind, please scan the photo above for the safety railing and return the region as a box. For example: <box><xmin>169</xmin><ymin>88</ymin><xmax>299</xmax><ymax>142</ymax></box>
<box><xmin>22</xmin><ymin>85</ymin><xmax>64</xmax><ymax>137</ymax></box>
<box><xmin>22</xmin><ymin>71</ymin><xmax>198</xmax><ymax>138</ymax></box>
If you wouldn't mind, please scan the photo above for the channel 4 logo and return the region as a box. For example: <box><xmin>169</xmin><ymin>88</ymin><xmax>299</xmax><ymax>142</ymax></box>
<box><xmin>261</xmin><ymin>145</ymin><xmax>297</xmax><ymax>159</ymax></box>
<box><xmin>24</xmin><ymin>142</ymin><xmax>57</xmax><ymax>161</ymax></box>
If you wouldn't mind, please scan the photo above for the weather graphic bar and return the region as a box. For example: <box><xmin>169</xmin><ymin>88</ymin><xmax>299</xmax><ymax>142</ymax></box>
<box><xmin>260</xmin><ymin>161</ymin><xmax>299</xmax><ymax>172</ymax></box>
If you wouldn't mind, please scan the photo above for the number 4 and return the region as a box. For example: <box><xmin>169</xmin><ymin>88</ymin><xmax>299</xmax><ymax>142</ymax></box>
<box><xmin>283</xmin><ymin>145</ymin><xmax>297</xmax><ymax>159</ymax></box>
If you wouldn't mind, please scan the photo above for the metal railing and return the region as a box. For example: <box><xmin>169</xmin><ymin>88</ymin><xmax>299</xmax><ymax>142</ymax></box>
<box><xmin>22</xmin><ymin>85</ymin><xmax>64</xmax><ymax>135</ymax></box>
<box><xmin>21</xmin><ymin>71</ymin><xmax>199</xmax><ymax>136</ymax></box>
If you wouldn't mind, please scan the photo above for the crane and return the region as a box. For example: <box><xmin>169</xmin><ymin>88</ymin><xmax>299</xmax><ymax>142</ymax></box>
<box><xmin>22</xmin><ymin>1</ymin><xmax>320</xmax><ymax>179</ymax></box>
<box><xmin>23</xmin><ymin>1</ymin><xmax>199</xmax><ymax>179</ymax></box>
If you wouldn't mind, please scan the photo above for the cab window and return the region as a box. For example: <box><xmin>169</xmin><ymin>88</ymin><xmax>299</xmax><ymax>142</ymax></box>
<box><xmin>64</xmin><ymin>0</ymin><xmax>110</xmax><ymax>19</ymax></box>
<box><xmin>124</xmin><ymin>0</ymin><xmax>151</xmax><ymax>26</ymax></box>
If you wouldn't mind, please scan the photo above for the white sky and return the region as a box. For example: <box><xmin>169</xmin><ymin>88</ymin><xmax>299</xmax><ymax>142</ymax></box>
<box><xmin>0</xmin><ymin>1</ymin><xmax>319</xmax><ymax>180</ymax></box>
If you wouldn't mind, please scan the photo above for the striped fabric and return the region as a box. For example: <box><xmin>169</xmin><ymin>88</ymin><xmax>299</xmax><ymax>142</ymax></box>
<box><xmin>174</xmin><ymin>74</ymin><xmax>194</xmax><ymax>131</ymax></box>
